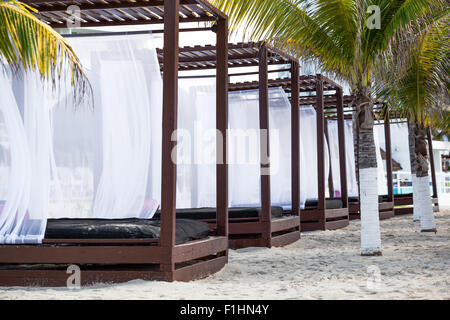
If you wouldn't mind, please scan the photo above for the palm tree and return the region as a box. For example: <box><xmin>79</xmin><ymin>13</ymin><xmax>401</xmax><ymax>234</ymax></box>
<box><xmin>210</xmin><ymin>0</ymin><xmax>446</xmax><ymax>255</ymax></box>
<box><xmin>0</xmin><ymin>0</ymin><xmax>87</xmax><ymax>96</ymax></box>
<box><xmin>376</xmin><ymin>12</ymin><xmax>449</xmax><ymax>232</ymax></box>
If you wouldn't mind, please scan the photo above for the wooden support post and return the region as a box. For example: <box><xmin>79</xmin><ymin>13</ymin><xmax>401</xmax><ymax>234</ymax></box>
<box><xmin>427</xmin><ymin>128</ymin><xmax>438</xmax><ymax>199</ymax></box>
<box><xmin>160</xmin><ymin>0</ymin><xmax>179</xmax><ymax>274</ymax></box>
<box><xmin>259</xmin><ymin>44</ymin><xmax>272</xmax><ymax>246</ymax></box>
<box><xmin>384</xmin><ymin>111</ymin><xmax>394</xmax><ymax>202</ymax></box>
<box><xmin>355</xmin><ymin>117</ymin><xmax>361</xmax><ymax>200</ymax></box>
<box><xmin>336</xmin><ymin>88</ymin><xmax>348</xmax><ymax>208</ymax></box>
<box><xmin>290</xmin><ymin>61</ymin><xmax>300</xmax><ymax>218</ymax></box>
<box><xmin>216</xmin><ymin>17</ymin><xmax>229</xmax><ymax>237</ymax></box>
<box><xmin>316</xmin><ymin>75</ymin><xmax>326</xmax><ymax>228</ymax></box>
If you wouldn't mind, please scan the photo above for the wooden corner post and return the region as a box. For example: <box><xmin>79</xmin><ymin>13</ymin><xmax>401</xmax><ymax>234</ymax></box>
<box><xmin>259</xmin><ymin>44</ymin><xmax>272</xmax><ymax>246</ymax></box>
<box><xmin>216</xmin><ymin>16</ymin><xmax>229</xmax><ymax>238</ymax></box>
<box><xmin>291</xmin><ymin>61</ymin><xmax>300</xmax><ymax>218</ymax></box>
<box><xmin>384</xmin><ymin>110</ymin><xmax>394</xmax><ymax>202</ymax></box>
<box><xmin>160</xmin><ymin>0</ymin><xmax>180</xmax><ymax>276</ymax></box>
<box><xmin>316</xmin><ymin>74</ymin><xmax>326</xmax><ymax>229</ymax></box>
<box><xmin>427</xmin><ymin>128</ymin><xmax>438</xmax><ymax>199</ymax></box>
<box><xmin>336</xmin><ymin>87</ymin><xmax>348</xmax><ymax>208</ymax></box>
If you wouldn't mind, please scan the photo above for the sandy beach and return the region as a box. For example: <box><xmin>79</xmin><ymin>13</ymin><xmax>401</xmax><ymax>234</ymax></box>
<box><xmin>0</xmin><ymin>208</ymin><xmax>448</xmax><ymax>300</ymax></box>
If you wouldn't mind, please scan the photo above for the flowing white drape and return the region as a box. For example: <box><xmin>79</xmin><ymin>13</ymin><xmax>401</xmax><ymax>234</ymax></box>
<box><xmin>228</xmin><ymin>89</ymin><xmax>261</xmax><ymax>207</ymax></box>
<box><xmin>227</xmin><ymin>87</ymin><xmax>292</xmax><ymax>208</ymax></box>
<box><xmin>374</xmin><ymin>126</ymin><xmax>388</xmax><ymax>195</ymax></box>
<box><xmin>327</xmin><ymin>119</ymin><xmax>359</xmax><ymax>197</ymax></box>
<box><xmin>268</xmin><ymin>88</ymin><xmax>292</xmax><ymax>207</ymax></box>
<box><xmin>176</xmin><ymin>80</ymin><xmax>217</xmax><ymax>209</ymax></box>
<box><xmin>381</xmin><ymin>122</ymin><xmax>411</xmax><ymax>172</ymax></box>
<box><xmin>0</xmin><ymin>33</ymin><xmax>163</xmax><ymax>243</ymax></box>
<box><xmin>0</xmin><ymin>71</ymin><xmax>53</xmax><ymax>244</ymax></box>
<box><xmin>299</xmin><ymin>105</ymin><xmax>330</xmax><ymax>209</ymax></box>
<box><xmin>55</xmin><ymin>34</ymin><xmax>162</xmax><ymax>219</ymax></box>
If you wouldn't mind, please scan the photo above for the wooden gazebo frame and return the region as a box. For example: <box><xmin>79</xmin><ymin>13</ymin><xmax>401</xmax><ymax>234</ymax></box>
<box><xmin>353</xmin><ymin>103</ymin><xmax>395</xmax><ymax>220</ymax></box>
<box><xmin>0</xmin><ymin>0</ymin><xmax>229</xmax><ymax>286</ymax></box>
<box><xmin>158</xmin><ymin>42</ymin><xmax>301</xmax><ymax>249</ymax></box>
<box><xmin>386</xmin><ymin>118</ymin><xmax>440</xmax><ymax>215</ymax></box>
<box><xmin>231</xmin><ymin>76</ymin><xmax>351</xmax><ymax>232</ymax></box>
<box><xmin>299</xmin><ymin>95</ymin><xmax>395</xmax><ymax>220</ymax></box>
<box><xmin>337</xmin><ymin>98</ymin><xmax>438</xmax><ymax>218</ymax></box>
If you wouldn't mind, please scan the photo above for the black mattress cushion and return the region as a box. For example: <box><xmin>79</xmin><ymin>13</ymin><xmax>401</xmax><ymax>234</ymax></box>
<box><xmin>304</xmin><ymin>198</ymin><xmax>343</xmax><ymax>209</ymax></box>
<box><xmin>348</xmin><ymin>197</ymin><xmax>359</xmax><ymax>203</ymax></box>
<box><xmin>45</xmin><ymin>218</ymin><xmax>210</xmax><ymax>245</ymax></box>
<box><xmin>394</xmin><ymin>193</ymin><xmax>413</xmax><ymax>198</ymax></box>
<box><xmin>348</xmin><ymin>196</ymin><xmax>391</xmax><ymax>203</ymax></box>
<box><xmin>152</xmin><ymin>206</ymin><xmax>284</xmax><ymax>220</ymax></box>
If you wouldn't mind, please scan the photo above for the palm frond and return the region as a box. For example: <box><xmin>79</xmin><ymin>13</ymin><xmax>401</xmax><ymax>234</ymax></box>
<box><xmin>209</xmin><ymin>0</ymin><xmax>355</xmax><ymax>80</ymax></box>
<box><xmin>0</xmin><ymin>0</ymin><xmax>89</xmax><ymax>102</ymax></box>
<box><xmin>375</xmin><ymin>11</ymin><xmax>450</xmax><ymax>128</ymax></box>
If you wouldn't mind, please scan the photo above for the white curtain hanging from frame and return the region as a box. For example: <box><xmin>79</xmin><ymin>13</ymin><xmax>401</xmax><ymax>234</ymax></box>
<box><xmin>0</xmin><ymin>33</ymin><xmax>163</xmax><ymax>244</ymax></box>
<box><xmin>327</xmin><ymin>119</ymin><xmax>359</xmax><ymax>197</ymax></box>
<box><xmin>299</xmin><ymin>105</ymin><xmax>330</xmax><ymax>209</ymax></box>
<box><xmin>226</xmin><ymin>87</ymin><xmax>293</xmax><ymax>208</ymax></box>
<box><xmin>0</xmin><ymin>71</ymin><xmax>53</xmax><ymax>244</ymax></box>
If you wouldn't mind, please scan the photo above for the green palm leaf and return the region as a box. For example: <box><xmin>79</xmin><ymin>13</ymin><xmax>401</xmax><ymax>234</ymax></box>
<box><xmin>376</xmin><ymin>12</ymin><xmax>449</xmax><ymax>126</ymax></box>
<box><xmin>0</xmin><ymin>0</ymin><xmax>89</xmax><ymax>99</ymax></box>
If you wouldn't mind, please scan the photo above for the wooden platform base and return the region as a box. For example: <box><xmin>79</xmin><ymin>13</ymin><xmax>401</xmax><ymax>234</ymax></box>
<box><xmin>0</xmin><ymin>236</ymin><xmax>228</xmax><ymax>287</ymax></box>
<box><xmin>228</xmin><ymin>215</ymin><xmax>300</xmax><ymax>250</ymax></box>
<box><xmin>300</xmin><ymin>208</ymin><xmax>349</xmax><ymax>232</ymax></box>
<box><xmin>349</xmin><ymin>201</ymin><xmax>394</xmax><ymax>220</ymax></box>
<box><xmin>394</xmin><ymin>206</ymin><xmax>413</xmax><ymax>215</ymax></box>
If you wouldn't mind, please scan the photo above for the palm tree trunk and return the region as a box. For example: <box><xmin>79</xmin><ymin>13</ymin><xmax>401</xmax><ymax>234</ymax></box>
<box><xmin>408</xmin><ymin>121</ymin><xmax>420</xmax><ymax>222</ymax></box>
<box><xmin>355</xmin><ymin>91</ymin><xmax>382</xmax><ymax>256</ymax></box>
<box><xmin>412</xmin><ymin>122</ymin><xmax>437</xmax><ymax>232</ymax></box>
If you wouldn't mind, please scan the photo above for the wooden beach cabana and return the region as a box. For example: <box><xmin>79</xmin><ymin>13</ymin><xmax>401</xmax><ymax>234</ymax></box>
<box><xmin>386</xmin><ymin>117</ymin><xmax>440</xmax><ymax>215</ymax></box>
<box><xmin>231</xmin><ymin>75</ymin><xmax>351</xmax><ymax>232</ymax></box>
<box><xmin>0</xmin><ymin>0</ymin><xmax>229</xmax><ymax>286</ymax></box>
<box><xmin>349</xmin><ymin>102</ymin><xmax>395</xmax><ymax>220</ymax></box>
<box><xmin>157</xmin><ymin>42</ymin><xmax>301</xmax><ymax>249</ymax></box>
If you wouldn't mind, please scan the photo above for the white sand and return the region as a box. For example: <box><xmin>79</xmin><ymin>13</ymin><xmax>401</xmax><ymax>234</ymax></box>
<box><xmin>1</xmin><ymin>209</ymin><xmax>449</xmax><ymax>300</ymax></box>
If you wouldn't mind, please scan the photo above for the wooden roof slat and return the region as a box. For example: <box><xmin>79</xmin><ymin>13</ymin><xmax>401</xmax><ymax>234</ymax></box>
<box><xmin>23</xmin><ymin>0</ymin><xmax>221</xmax><ymax>27</ymax></box>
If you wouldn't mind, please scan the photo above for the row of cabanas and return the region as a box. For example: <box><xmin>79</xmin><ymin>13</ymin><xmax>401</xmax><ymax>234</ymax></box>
<box><xmin>0</xmin><ymin>0</ymin><xmax>439</xmax><ymax>286</ymax></box>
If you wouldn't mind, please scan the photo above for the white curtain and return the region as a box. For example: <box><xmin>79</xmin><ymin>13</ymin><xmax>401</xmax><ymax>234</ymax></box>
<box><xmin>327</xmin><ymin>119</ymin><xmax>359</xmax><ymax>197</ymax></box>
<box><xmin>176</xmin><ymin>80</ymin><xmax>217</xmax><ymax>209</ymax></box>
<box><xmin>374</xmin><ymin>126</ymin><xmax>388</xmax><ymax>195</ymax></box>
<box><xmin>0</xmin><ymin>71</ymin><xmax>54</xmax><ymax>244</ymax></box>
<box><xmin>384</xmin><ymin>122</ymin><xmax>411</xmax><ymax>172</ymax></box>
<box><xmin>0</xmin><ymin>33</ymin><xmax>163</xmax><ymax>243</ymax></box>
<box><xmin>299</xmin><ymin>105</ymin><xmax>330</xmax><ymax>209</ymax></box>
<box><xmin>228</xmin><ymin>89</ymin><xmax>261</xmax><ymax>207</ymax></box>
<box><xmin>268</xmin><ymin>88</ymin><xmax>292</xmax><ymax>207</ymax></box>
<box><xmin>56</xmin><ymin>33</ymin><xmax>162</xmax><ymax>219</ymax></box>
<box><xmin>227</xmin><ymin>87</ymin><xmax>292</xmax><ymax>208</ymax></box>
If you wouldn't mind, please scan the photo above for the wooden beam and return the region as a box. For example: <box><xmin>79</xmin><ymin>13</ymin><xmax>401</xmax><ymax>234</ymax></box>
<box><xmin>259</xmin><ymin>45</ymin><xmax>272</xmax><ymax>246</ymax></box>
<box><xmin>160</xmin><ymin>0</ymin><xmax>179</xmax><ymax>270</ymax></box>
<box><xmin>384</xmin><ymin>111</ymin><xmax>394</xmax><ymax>202</ymax></box>
<box><xmin>290</xmin><ymin>61</ymin><xmax>300</xmax><ymax>218</ymax></box>
<box><xmin>336</xmin><ymin>88</ymin><xmax>348</xmax><ymax>208</ymax></box>
<box><xmin>316</xmin><ymin>75</ymin><xmax>326</xmax><ymax>213</ymax></box>
<box><xmin>427</xmin><ymin>127</ymin><xmax>438</xmax><ymax>199</ymax></box>
<box><xmin>215</xmin><ymin>17</ymin><xmax>229</xmax><ymax>238</ymax></box>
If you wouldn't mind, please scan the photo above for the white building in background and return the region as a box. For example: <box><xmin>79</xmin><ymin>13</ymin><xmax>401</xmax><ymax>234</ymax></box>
<box><xmin>376</xmin><ymin>123</ymin><xmax>450</xmax><ymax>195</ymax></box>
<box><xmin>432</xmin><ymin>140</ymin><xmax>450</xmax><ymax>194</ymax></box>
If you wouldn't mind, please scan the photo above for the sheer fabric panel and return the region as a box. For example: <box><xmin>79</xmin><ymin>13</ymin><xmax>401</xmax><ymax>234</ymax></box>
<box><xmin>0</xmin><ymin>33</ymin><xmax>163</xmax><ymax>243</ymax></box>
<box><xmin>299</xmin><ymin>105</ymin><xmax>330</xmax><ymax>209</ymax></box>
<box><xmin>327</xmin><ymin>119</ymin><xmax>359</xmax><ymax>197</ymax></box>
